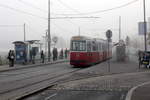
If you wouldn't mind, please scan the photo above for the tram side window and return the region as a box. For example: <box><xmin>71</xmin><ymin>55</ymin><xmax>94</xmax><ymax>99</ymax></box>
<box><xmin>92</xmin><ymin>42</ymin><xmax>98</xmax><ymax>51</ymax></box>
<box><xmin>72</xmin><ymin>41</ymin><xmax>86</xmax><ymax>51</ymax></box>
<box><xmin>102</xmin><ymin>43</ymin><xmax>104</xmax><ymax>52</ymax></box>
<box><xmin>87</xmin><ymin>42</ymin><xmax>91</xmax><ymax>52</ymax></box>
<box><xmin>99</xmin><ymin>43</ymin><xmax>101</xmax><ymax>52</ymax></box>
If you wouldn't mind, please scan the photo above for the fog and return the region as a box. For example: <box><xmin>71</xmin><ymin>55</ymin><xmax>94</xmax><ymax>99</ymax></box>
<box><xmin>0</xmin><ymin>0</ymin><xmax>150</xmax><ymax>51</ymax></box>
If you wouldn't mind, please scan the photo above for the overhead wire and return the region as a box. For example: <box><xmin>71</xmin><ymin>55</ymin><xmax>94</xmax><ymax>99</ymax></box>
<box><xmin>52</xmin><ymin>22</ymin><xmax>75</xmax><ymax>34</ymax></box>
<box><xmin>18</xmin><ymin>0</ymin><xmax>48</xmax><ymax>13</ymax></box>
<box><xmin>0</xmin><ymin>3</ymin><xmax>47</xmax><ymax>20</ymax></box>
<box><xmin>0</xmin><ymin>25</ymin><xmax>23</xmax><ymax>27</ymax></box>
<box><xmin>26</xmin><ymin>24</ymin><xmax>42</xmax><ymax>34</ymax></box>
<box><xmin>57</xmin><ymin>0</ymin><xmax>81</xmax><ymax>14</ymax></box>
<box><xmin>56</xmin><ymin>0</ymin><xmax>94</xmax><ymax>31</ymax></box>
<box><xmin>55</xmin><ymin>0</ymin><xmax>139</xmax><ymax>15</ymax></box>
<box><xmin>17</xmin><ymin>0</ymin><xmax>67</xmax><ymax>15</ymax></box>
<box><xmin>0</xmin><ymin>0</ymin><xmax>140</xmax><ymax>37</ymax></box>
<box><xmin>18</xmin><ymin>0</ymin><xmax>86</xmax><ymax>32</ymax></box>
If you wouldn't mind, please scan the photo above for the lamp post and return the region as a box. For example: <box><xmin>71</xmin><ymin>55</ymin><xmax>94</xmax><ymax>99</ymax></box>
<box><xmin>106</xmin><ymin>30</ymin><xmax>112</xmax><ymax>72</ymax></box>
<box><xmin>143</xmin><ymin>0</ymin><xmax>147</xmax><ymax>51</ymax></box>
<box><xmin>48</xmin><ymin>0</ymin><xmax>51</xmax><ymax>62</ymax></box>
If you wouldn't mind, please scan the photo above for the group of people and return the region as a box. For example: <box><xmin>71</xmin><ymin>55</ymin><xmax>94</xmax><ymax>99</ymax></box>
<box><xmin>7</xmin><ymin>48</ymin><xmax>69</xmax><ymax>67</ymax></box>
<box><xmin>53</xmin><ymin>48</ymin><xmax>69</xmax><ymax>61</ymax></box>
<box><xmin>40</xmin><ymin>48</ymin><xmax>69</xmax><ymax>62</ymax></box>
<box><xmin>59</xmin><ymin>48</ymin><xmax>69</xmax><ymax>60</ymax></box>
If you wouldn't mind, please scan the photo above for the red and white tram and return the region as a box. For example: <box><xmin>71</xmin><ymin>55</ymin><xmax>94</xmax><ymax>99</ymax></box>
<box><xmin>70</xmin><ymin>36</ymin><xmax>112</xmax><ymax>67</ymax></box>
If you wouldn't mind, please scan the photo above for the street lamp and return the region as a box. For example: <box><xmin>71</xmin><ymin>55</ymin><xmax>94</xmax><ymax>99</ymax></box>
<box><xmin>106</xmin><ymin>30</ymin><xmax>112</xmax><ymax>72</ymax></box>
<box><xmin>143</xmin><ymin>0</ymin><xmax>147</xmax><ymax>51</ymax></box>
<box><xmin>48</xmin><ymin>0</ymin><xmax>51</xmax><ymax>61</ymax></box>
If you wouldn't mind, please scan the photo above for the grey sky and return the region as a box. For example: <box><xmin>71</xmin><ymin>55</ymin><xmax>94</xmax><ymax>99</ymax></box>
<box><xmin>0</xmin><ymin>0</ymin><xmax>149</xmax><ymax>51</ymax></box>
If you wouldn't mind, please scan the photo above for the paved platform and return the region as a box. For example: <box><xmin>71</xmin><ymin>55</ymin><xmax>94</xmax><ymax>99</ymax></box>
<box><xmin>0</xmin><ymin>59</ymin><xmax>68</xmax><ymax>72</ymax></box>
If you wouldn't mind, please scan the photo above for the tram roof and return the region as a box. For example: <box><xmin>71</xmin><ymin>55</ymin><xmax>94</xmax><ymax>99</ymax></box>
<box><xmin>71</xmin><ymin>36</ymin><xmax>92</xmax><ymax>41</ymax></box>
<box><xmin>71</xmin><ymin>36</ymin><xmax>107</xmax><ymax>42</ymax></box>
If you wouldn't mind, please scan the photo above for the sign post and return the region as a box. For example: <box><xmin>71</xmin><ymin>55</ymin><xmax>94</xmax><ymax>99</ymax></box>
<box><xmin>106</xmin><ymin>30</ymin><xmax>112</xmax><ymax>72</ymax></box>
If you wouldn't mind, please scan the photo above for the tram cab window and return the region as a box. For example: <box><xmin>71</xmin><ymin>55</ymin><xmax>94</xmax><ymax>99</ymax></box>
<box><xmin>71</xmin><ymin>41</ymin><xmax>86</xmax><ymax>51</ymax></box>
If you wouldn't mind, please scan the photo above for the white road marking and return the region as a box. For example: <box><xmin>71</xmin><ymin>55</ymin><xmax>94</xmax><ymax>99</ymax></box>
<box><xmin>45</xmin><ymin>93</ymin><xmax>57</xmax><ymax>100</ymax></box>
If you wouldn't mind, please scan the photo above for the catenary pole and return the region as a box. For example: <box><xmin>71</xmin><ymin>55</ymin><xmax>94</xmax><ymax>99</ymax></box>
<box><xmin>48</xmin><ymin>0</ymin><xmax>51</xmax><ymax>61</ymax></box>
<box><xmin>24</xmin><ymin>23</ymin><xmax>26</xmax><ymax>42</ymax></box>
<box><xmin>119</xmin><ymin>16</ymin><xmax>121</xmax><ymax>41</ymax></box>
<box><xmin>143</xmin><ymin>0</ymin><xmax>147</xmax><ymax>51</ymax></box>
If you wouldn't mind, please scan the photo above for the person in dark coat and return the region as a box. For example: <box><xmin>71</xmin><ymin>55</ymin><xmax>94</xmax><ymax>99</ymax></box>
<box><xmin>52</xmin><ymin>48</ymin><xmax>55</xmax><ymax>61</ymax></box>
<box><xmin>40</xmin><ymin>50</ymin><xmax>45</xmax><ymax>63</ymax></box>
<box><xmin>29</xmin><ymin>49</ymin><xmax>32</xmax><ymax>62</ymax></box>
<box><xmin>59</xmin><ymin>49</ymin><xmax>64</xmax><ymax>59</ymax></box>
<box><xmin>138</xmin><ymin>50</ymin><xmax>143</xmax><ymax>69</ymax></box>
<box><xmin>32</xmin><ymin>49</ymin><xmax>36</xmax><ymax>64</ymax></box>
<box><xmin>65</xmin><ymin>48</ymin><xmax>68</xmax><ymax>59</ymax></box>
<box><xmin>52</xmin><ymin>48</ymin><xmax>58</xmax><ymax>61</ymax></box>
<box><xmin>7</xmin><ymin>50</ymin><xmax>15</xmax><ymax>67</ymax></box>
<box><xmin>55</xmin><ymin>48</ymin><xmax>58</xmax><ymax>60</ymax></box>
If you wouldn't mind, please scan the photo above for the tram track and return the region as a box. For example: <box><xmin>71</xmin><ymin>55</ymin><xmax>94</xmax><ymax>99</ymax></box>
<box><xmin>0</xmin><ymin>66</ymin><xmax>86</xmax><ymax>100</ymax></box>
<box><xmin>0</xmin><ymin>60</ymin><xmax>114</xmax><ymax>100</ymax></box>
<box><xmin>0</xmin><ymin>64</ymin><xmax>69</xmax><ymax>83</ymax></box>
<box><xmin>0</xmin><ymin>68</ymin><xmax>78</xmax><ymax>94</ymax></box>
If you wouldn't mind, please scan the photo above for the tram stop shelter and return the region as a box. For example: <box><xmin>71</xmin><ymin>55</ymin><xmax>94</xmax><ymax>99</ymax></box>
<box><xmin>13</xmin><ymin>40</ymin><xmax>43</xmax><ymax>64</ymax></box>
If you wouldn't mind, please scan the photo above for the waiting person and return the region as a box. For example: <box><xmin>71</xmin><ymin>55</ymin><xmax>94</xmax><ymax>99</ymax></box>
<box><xmin>32</xmin><ymin>49</ymin><xmax>36</xmax><ymax>64</ymax></box>
<box><xmin>40</xmin><ymin>50</ymin><xmax>45</xmax><ymax>63</ymax></box>
<box><xmin>59</xmin><ymin>49</ymin><xmax>64</xmax><ymax>59</ymax></box>
<box><xmin>65</xmin><ymin>48</ymin><xmax>68</xmax><ymax>59</ymax></box>
<box><xmin>52</xmin><ymin>48</ymin><xmax>55</xmax><ymax>61</ymax></box>
<box><xmin>29</xmin><ymin>49</ymin><xmax>32</xmax><ymax>62</ymax></box>
<box><xmin>55</xmin><ymin>48</ymin><xmax>58</xmax><ymax>60</ymax></box>
<box><xmin>7</xmin><ymin>50</ymin><xmax>15</xmax><ymax>67</ymax></box>
<box><xmin>23</xmin><ymin>50</ymin><xmax>27</xmax><ymax>64</ymax></box>
<box><xmin>52</xmin><ymin>48</ymin><xmax>58</xmax><ymax>61</ymax></box>
<box><xmin>138</xmin><ymin>50</ymin><xmax>143</xmax><ymax>69</ymax></box>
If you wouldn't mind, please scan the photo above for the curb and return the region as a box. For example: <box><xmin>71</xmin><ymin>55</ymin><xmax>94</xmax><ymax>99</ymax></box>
<box><xmin>0</xmin><ymin>60</ymin><xmax>69</xmax><ymax>73</ymax></box>
<box><xmin>125</xmin><ymin>81</ymin><xmax>150</xmax><ymax>100</ymax></box>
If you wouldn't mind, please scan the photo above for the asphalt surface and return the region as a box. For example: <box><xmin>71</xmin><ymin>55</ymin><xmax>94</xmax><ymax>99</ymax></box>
<box><xmin>22</xmin><ymin>58</ymin><xmax>150</xmax><ymax>100</ymax></box>
<box><xmin>0</xmin><ymin>62</ymin><xmax>79</xmax><ymax>100</ymax></box>
<box><xmin>24</xmin><ymin>90</ymin><xmax>127</xmax><ymax>100</ymax></box>
<box><xmin>131</xmin><ymin>83</ymin><xmax>150</xmax><ymax>100</ymax></box>
<box><xmin>1</xmin><ymin>56</ymin><xmax>150</xmax><ymax>100</ymax></box>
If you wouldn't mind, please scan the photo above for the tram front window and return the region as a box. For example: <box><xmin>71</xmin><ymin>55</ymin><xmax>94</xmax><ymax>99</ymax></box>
<box><xmin>71</xmin><ymin>41</ymin><xmax>86</xmax><ymax>51</ymax></box>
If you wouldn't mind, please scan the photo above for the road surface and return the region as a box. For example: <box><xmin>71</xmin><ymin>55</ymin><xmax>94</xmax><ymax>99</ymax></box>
<box><xmin>0</xmin><ymin>62</ymin><xmax>78</xmax><ymax>100</ymax></box>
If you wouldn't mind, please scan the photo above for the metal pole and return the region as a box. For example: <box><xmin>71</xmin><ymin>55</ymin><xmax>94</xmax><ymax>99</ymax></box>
<box><xmin>24</xmin><ymin>23</ymin><xmax>26</xmax><ymax>42</ymax></box>
<box><xmin>143</xmin><ymin>0</ymin><xmax>147</xmax><ymax>51</ymax></box>
<box><xmin>45</xmin><ymin>31</ymin><xmax>48</xmax><ymax>57</ymax></box>
<box><xmin>48</xmin><ymin>0</ymin><xmax>51</xmax><ymax>62</ymax></box>
<box><xmin>119</xmin><ymin>16</ymin><xmax>121</xmax><ymax>41</ymax></box>
<box><xmin>108</xmin><ymin>39</ymin><xmax>110</xmax><ymax>72</ymax></box>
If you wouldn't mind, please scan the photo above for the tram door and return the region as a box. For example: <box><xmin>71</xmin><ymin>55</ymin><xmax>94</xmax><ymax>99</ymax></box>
<box><xmin>87</xmin><ymin>41</ymin><xmax>92</xmax><ymax>65</ymax></box>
